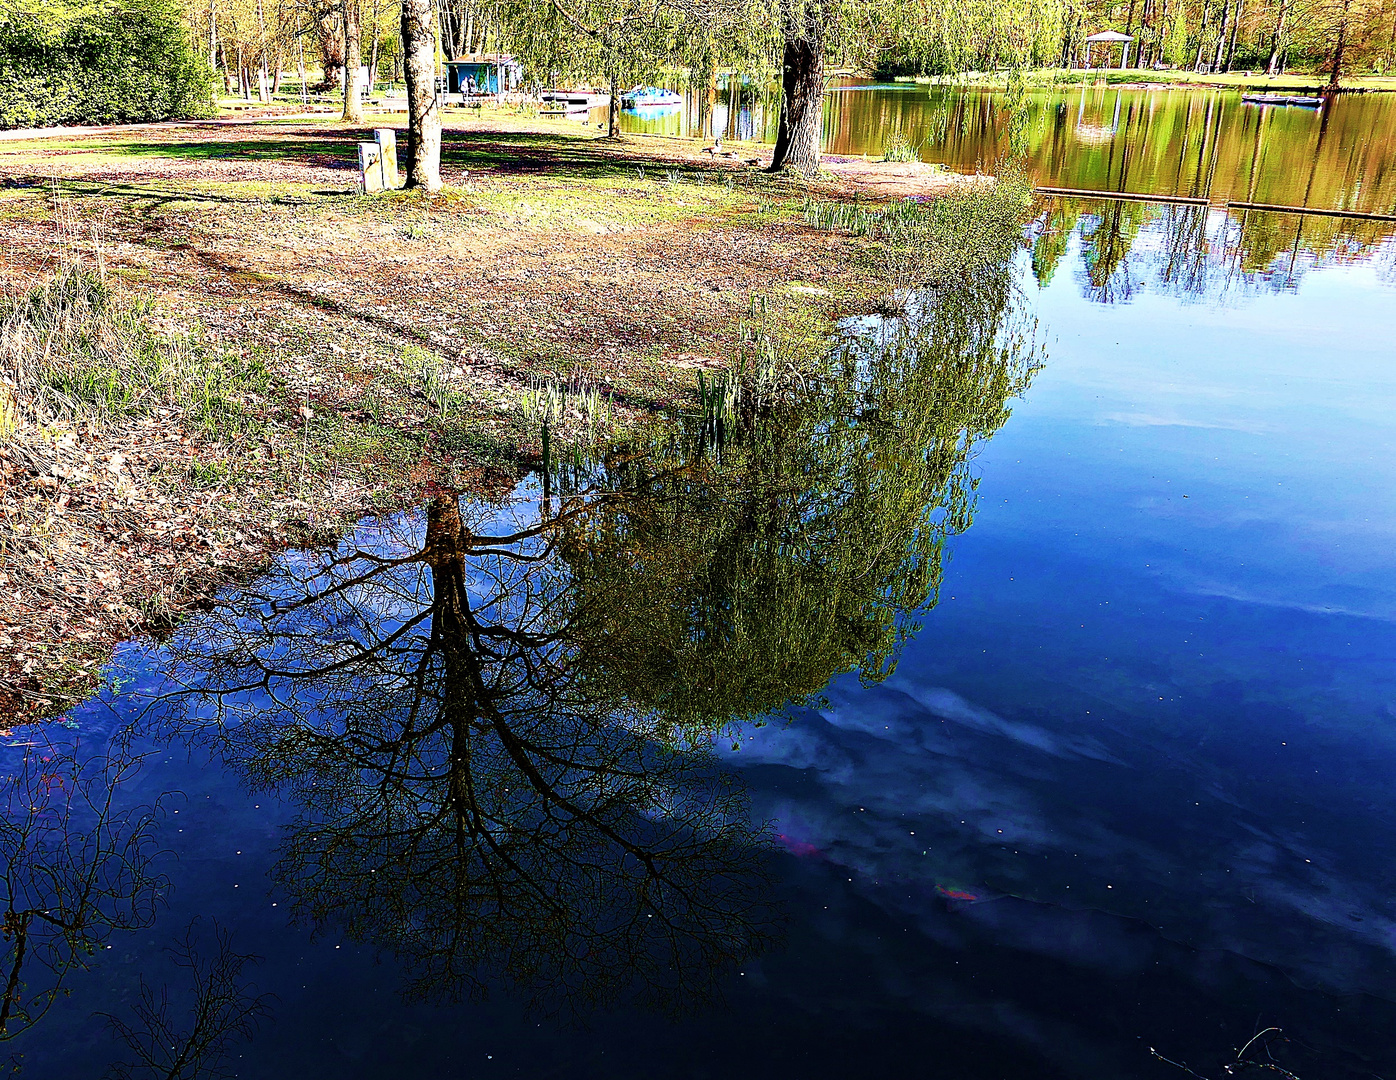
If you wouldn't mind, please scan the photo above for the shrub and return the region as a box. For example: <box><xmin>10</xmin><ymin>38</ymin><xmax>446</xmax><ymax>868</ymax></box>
<box><xmin>0</xmin><ymin>0</ymin><xmax>215</xmax><ymax>129</ymax></box>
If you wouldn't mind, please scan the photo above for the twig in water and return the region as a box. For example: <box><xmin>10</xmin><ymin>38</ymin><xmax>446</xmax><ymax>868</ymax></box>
<box><xmin>1150</xmin><ymin>1028</ymin><xmax>1301</xmax><ymax>1080</ymax></box>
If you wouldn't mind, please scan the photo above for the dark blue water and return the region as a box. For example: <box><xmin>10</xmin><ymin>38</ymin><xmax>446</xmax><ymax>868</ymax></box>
<box><xmin>7</xmin><ymin>206</ymin><xmax>1396</xmax><ymax>1078</ymax></box>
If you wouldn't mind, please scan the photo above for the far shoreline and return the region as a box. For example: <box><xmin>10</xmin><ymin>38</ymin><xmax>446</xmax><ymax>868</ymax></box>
<box><xmin>885</xmin><ymin>69</ymin><xmax>1396</xmax><ymax>94</ymax></box>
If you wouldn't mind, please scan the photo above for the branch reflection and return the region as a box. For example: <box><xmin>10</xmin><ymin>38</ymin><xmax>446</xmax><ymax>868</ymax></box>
<box><xmin>144</xmin><ymin>264</ymin><xmax>1042</xmax><ymax>1018</ymax></box>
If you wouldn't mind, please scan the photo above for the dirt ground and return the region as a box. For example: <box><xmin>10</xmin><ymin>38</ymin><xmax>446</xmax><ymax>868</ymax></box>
<box><xmin>0</xmin><ymin>107</ymin><xmax>965</xmax><ymax>721</ymax></box>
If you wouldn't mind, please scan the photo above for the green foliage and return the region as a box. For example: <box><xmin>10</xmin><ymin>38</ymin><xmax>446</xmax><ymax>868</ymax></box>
<box><xmin>0</xmin><ymin>0</ymin><xmax>214</xmax><ymax>128</ymax></box>
<box><xmin>872</xmin><ymin>0</ymin><xmax>1069</xmax><ymax>76</ymax></box>
<box><xmin>486</xmin><ymin>0</ymin><xmax>776</xmax><ymax>96</ymax></box>
<box><xmin>1164</xmin><ymin>1</ymin><xmax>1190</xmax><ymax>69</ymax></box>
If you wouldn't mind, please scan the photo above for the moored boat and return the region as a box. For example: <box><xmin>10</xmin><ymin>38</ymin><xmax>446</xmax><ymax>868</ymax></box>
<box><xmin>1242</xmin><ymin>94</ymin><xmax>1324</xmax><ymax>107</ymax></box>
<box><xmin>621</xmin><ymin>86</ymin><xmax>683</xmax><ymax>107</ymax></box>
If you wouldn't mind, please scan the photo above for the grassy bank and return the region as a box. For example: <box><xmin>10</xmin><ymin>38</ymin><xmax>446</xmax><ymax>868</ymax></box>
<box><xmin>0</xmin><ymin>111</ymin><xmax>996</xmax><ymax>720</ymax></box>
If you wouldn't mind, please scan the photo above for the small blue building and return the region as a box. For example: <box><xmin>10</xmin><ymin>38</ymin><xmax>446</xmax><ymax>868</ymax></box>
<box><xmin>445</xmin><ymin>55</ymin><xmax>523</xmax><ymax>96</ymax></box>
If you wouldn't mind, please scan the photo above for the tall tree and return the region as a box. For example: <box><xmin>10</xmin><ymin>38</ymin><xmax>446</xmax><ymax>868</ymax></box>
<box><xmin>769</xmin><ymin>0</ymin><xmax>825</xmax><ymax>173</ymax></box>
<box><xmin>342</xmin><ymin>0</ymin><xmax>364</xmax><ymax>119</ymax></box>
<box><xmin>767</xmin><ymin>0</ymin><xmax>1065</xmax><ymax>176</ymax></box>
<box><xmin>1325</xmin><ymin>0</ymin><xmax>1353</xmax><ymax>84</ymax></box>
<box><xmin>401</xmin><ymin>0</ymin><xmax>441</xmax><ymax>189</ymax></box>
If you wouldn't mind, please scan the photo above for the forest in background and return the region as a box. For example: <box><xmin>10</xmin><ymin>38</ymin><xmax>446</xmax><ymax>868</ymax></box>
<box><xmin>4</xmin><ymin>0</ymin><xmax>1393</xmax><ymax>131</ymax></box>
<box><xmin>193</xmin><ymin>0</ymin><xmax>1396</xmax><ymax>106</ymax></box>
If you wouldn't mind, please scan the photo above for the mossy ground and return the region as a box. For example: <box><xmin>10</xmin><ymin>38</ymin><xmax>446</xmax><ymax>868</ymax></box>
<box><xmin>0</xmin><ymin>108</ymin><xmax>935</xmax><ymax>720</ymax></box>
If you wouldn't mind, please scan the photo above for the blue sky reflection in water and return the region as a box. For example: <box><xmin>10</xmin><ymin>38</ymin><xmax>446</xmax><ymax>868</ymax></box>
<box><xmin>11</xmin><ymin>205</ymin><xmax>1396</xmax><ymax>1079</ymax></box>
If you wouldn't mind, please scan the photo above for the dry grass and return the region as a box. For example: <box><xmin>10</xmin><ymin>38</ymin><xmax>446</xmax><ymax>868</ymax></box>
<box><xmin>0</xmin><ymin>235</ymin><xmax>388</xmax><ymax>719</ymax></box>
<box><xmin>1</xmin><ymin>263</ymin><xmax>261</xmax><ymax>433</ymax></box>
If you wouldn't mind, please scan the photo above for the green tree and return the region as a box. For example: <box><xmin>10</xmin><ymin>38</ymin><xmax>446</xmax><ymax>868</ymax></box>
<box><xmin>0</xmin><ymin>0</ymin><xmax>214</xmax><ymax>128</ymax></box>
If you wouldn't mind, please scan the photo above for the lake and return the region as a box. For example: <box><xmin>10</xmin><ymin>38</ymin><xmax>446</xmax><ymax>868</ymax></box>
<box><xmin>612</xmin><ymin>81</ymin><xmax>1396</xmax><ymax>217</ymax></box>
<box><xmin>5</xmin><ymin>131</ymin><xmax>1396</xmax><ymax>1076</ymax></box>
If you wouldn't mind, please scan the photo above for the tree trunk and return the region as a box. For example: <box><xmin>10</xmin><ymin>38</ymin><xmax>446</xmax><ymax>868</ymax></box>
<box><xmin>402</xmin><ymin>0</ymin><xmax>442</xmax><ymax>191</ymax></box>
<box><xmin>1193</xmin><ymin>0</ymin><xmax>1211</xmax><ymax>69</ymax></box>
<box><xmin>343</xmin><ymin>0</ymin><xmax>364</xmax><ymax>121</ymax></box>
<box><xmin>1327</xmin><ymin>0</ymin><xmax>1351</xmax><ymax>87</ymax></box>
<box><xmin>768</xmin><ymin>1</ymin><xmax>825</xmax><ymax>176</ymax></box>
<box><xmin>704</xmin><ymin>65</ymin><xmax>718</xmax><ymax>141</ymax></box>
<box><xmin>369</xmin><ymin>0</ymin><xmax>383</xmax><ymax>84</ymax></box>
<box><xmin>1225</xmin><ymin>0</ymin><xmax>1242</xmax><ymax>69</ymax></box>
<box><xmin>318</xmin><ymin>3</ymin><xmax>346</xmax><ymax>91</ymax></box>
<box><xmin>455</xmin><ymin>1</ymin><xmax>469</xmax><ymax>57</ymax></box>
<box><xmin>608</xmin><ymin>73</ymin><xmax>621</xmax><ymax>138</ymax></box>
<box><xmin>1212</xmin><ymin>0</ymin><xmax>1231</xmax><ymax>71</ymax></box>
<box><xmin>208</xmin><ymin>0</ymin><xmax>218</xmax><ymax>69</ymax></box>
<box><xmin>1267</xmin><ymin>0</ymin><xmax>1287</xmax><ymax>73</ymax></box>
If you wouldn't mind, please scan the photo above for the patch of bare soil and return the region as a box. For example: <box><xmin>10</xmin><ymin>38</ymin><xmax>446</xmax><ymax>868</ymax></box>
<box><xmin>820</xmin><ymin>156</ymin><xmax>992</xmax><ymax>199</ymax></box>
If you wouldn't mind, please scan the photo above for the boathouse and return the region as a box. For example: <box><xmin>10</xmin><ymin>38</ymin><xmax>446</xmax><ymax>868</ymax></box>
<box><xmin>445</xmin><ymin>55</ymin><xmax>523</xmax><ymax>96</ymax></box>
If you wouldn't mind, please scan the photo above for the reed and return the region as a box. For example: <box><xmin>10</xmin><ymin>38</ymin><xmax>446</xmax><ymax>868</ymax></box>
<box><xmin>881</xmin><ymin>131</ymin><xmax>921</xmax><ymax>163</ymax></box>
<box><xmin>402</xmin><ymin>346</ymin><xmax>454</xmax><ymax>415</ymax></box>
<box><xmin>520</xmin><ymin>375</ymin><xmax>615</xmax><ymax>441</ymax></box>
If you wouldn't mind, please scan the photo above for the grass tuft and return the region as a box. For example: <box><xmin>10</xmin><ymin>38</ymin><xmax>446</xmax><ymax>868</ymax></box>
<box><xmin>0</xmin><ymin>258</ymin><xmax>265</xmax><ymax>433</ymax></box>
<box><xmin>881</xmin><ymin>131</ymin><xmax>921</xmax><ymax>163</ymax></box>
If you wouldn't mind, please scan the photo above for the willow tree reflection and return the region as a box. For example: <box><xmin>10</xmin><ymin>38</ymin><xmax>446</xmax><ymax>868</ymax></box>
<box><xmin>150</xmin><ymin>262</ymin><xmax>1041</xmax><ymax>1016</ymax></box>
<box><xmin>551</xmin><ymin>261</ymin><xmax>1042</xmax><ymax>731</ymax></box>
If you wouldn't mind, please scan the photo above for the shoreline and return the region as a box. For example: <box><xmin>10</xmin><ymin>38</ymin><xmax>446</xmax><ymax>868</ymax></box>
<box><xmin>0</xmin><ymin>112</ymin><xmax>947</xmax><ymax>721</ymax></box>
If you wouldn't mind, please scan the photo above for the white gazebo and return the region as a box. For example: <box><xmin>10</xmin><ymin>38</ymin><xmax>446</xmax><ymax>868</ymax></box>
<box><xmin>1083</xmin><ymin>30</ymin><xmax>1135</xmax><ymax>70</ymax></box>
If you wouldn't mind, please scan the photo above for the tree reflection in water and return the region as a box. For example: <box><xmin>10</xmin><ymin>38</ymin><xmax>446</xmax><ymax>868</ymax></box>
<box><xmin>1032</xmin><ymin>194</ymin><xmax>1396</xmax><ymax>305</ymax></box>
<box><xmin>0</xmin><ymin>735</ymin><xmax>167</xmax><ymax>1043</ymax></box>
<box><xmin>145</xmin><ymin>260</ymin><xmax>1042</xmax><ymax>1018</ymax></box>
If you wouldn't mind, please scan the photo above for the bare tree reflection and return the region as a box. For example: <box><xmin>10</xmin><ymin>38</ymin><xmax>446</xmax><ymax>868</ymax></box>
<box><xmin>151</xmin><ymin>496</ymin><xmax>775</xmax><ymax>1015</ymax></box>
<box><xmin>102</xmin><ymin>917</ymin><xmax>273</xmax><ymax>1080</ymax></box>
<box><xmin>0</xmin><ymin>736</ymin><xmax>166</xmax><ymax>1042</ymax></box>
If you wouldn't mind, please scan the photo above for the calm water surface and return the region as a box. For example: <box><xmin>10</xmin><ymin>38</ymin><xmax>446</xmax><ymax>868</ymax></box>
<box><xmin>6</xmin><ymin>208</ymin><xmax>1396</xmax><ymax>1076</ymax></box>
<box><xmin>613</xmin><ymin>82</ymin><xmax>1396</xmax><ymax>216</ymax></box>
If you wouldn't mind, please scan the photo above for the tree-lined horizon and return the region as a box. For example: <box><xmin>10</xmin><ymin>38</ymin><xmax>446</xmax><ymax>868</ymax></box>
<box><xmin>2</xmin><ymin>0</ymin><xmax>1392</xmax><ymax>171</ymax></box>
